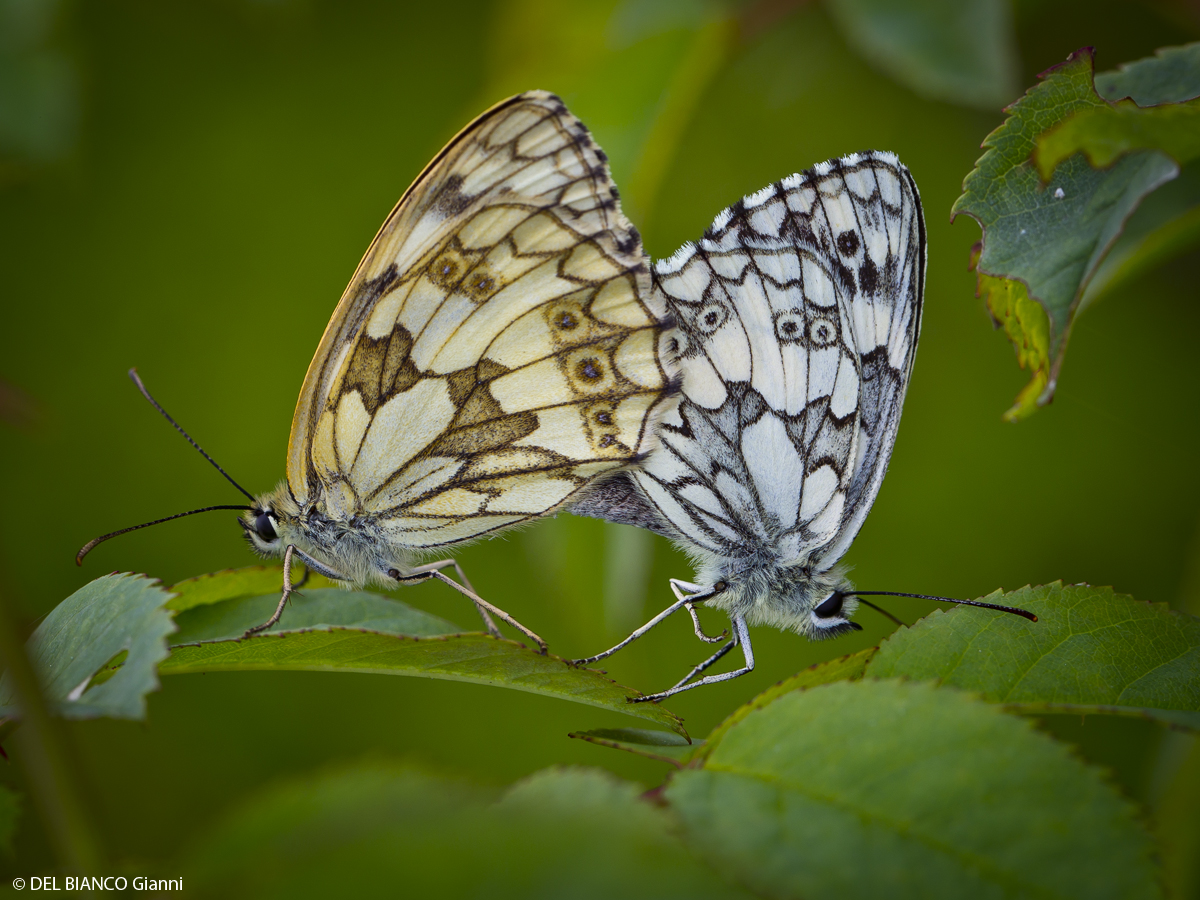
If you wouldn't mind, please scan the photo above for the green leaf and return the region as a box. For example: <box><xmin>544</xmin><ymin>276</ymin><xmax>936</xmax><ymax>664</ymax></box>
<box><xmin>666</xmin><ymin>680</ymin><xmax>1161</xmax><ymax>900</ymax></box>
<box><xmin>166</xmin><ymin>565</ymin><xmax>341</xmax><ymax>614</ymax></box>
<box><xmin>490</xmin><ymin>766</ymin><xmax>751</xmax><ymax>898</ymax></box>
<box><xmin>1036</xmin><ymin>97</ymin><xmax>1200</xmax><ymax>179</ymax></box>
<box><xmin>0</xmin><ymin>573</ymin><xmax>175</xmax><ymax>720</ymax></box>
<box><xmin>568</xmin><ymin>727</ymin><xmax>697</xmax><ymax>767</ymax></box>
<box><xmin>823</xmin><ymin>0</ymin><xmax>1018</xmax><ymax>109</ymax></box>
<box><xmin>698</xmin><ymin>648</ymin><xmax>876</xmax><ymax>762</ymax></box>
<box><xmin>1071</xmin><ymin>44</ymin><xmax>1200</xmax><ymax>307</ymax></box>
<box><xmin>866</xmin><ymin>582</ymin><xmax>1200</xmax><ymax>730</ymax></box>
<box><xmin>160</xmin><ymin>630</ymin><xmax>687</xmax><ymax>737</ymax></box>
<box><xmin>951</xmin><ymin>48</ymin><xmax>1178</xmax><ymax>417</ymax></box>
<box><xmin>570</xmin><ymin>650</ymin><xmax>877</xmax><ymax>767</ymax></box>
<box><xmin>170</xmin><ymin>587</ymin><xmax>460</xmax><ymax>644</ymax></box>
<box><xmin>0</xmin><ymin>785</ymin><xmax>19</xmax><ymax>856</ymax></box>
<box><xmin>972</xmin><ymin>263</ymin><xmax>1051</xmax><ymax>422</ymax></box>
<box><xmin>1081</xmin><ymin>163</ymin><xmax>1200</xmax><ymax>306</ymax></box>
<box><xmin>1094</xmin><ymin>42</ymin><xmax>1200</xmax><ymax>106</ymax></box>
<box><xmin>185</xmin><ymin>763</ymin><xmax>752</xmax><ymax>899</ymax></box>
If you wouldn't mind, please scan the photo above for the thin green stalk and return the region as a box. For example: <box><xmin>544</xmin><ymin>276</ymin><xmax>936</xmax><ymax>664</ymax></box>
<box><xmin>0</xmin><ymin>584</ymin><xmax>102</xmax><ymax>871</ymax></box>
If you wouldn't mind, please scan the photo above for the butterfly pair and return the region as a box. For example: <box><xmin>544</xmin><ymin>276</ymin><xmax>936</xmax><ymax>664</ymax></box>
<box><xmin>80</xmin><ymin>92</ymin><xmax>1029</xmax><ymax>702</ymax></box>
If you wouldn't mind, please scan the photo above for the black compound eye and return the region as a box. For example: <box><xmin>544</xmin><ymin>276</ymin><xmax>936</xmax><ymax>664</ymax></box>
<box><xmin>814</xmin><ymin>592</ymin><xmax>844</xmax><ymax>619</ymax></box>
<box><xmin>255</xmin><ymin>512</ymin><xmax>277</xmax><ymax>542</ymax></box>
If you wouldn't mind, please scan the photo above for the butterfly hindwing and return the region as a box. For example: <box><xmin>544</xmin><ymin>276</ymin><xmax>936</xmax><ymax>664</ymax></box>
<box><xmin>285</xmin><ymin>92</ymin><xmax>673</xmax><ymax>548</ymax></box>
<box><xmin>580</xmin><ymin>152</ymin><xmax>924</xmax><ymax>568</ymax></box>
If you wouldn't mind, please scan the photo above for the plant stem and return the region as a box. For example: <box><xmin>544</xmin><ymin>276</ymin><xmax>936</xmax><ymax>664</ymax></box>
<box><xmin>0</xmin><ymin>584</ymin><xmax>102</xmax><ymax>871</ymax></box>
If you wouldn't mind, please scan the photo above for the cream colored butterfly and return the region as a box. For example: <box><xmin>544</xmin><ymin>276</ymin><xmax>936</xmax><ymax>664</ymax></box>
<box><xmin>79</xmin><ymin>92</ymin><xmax>675</xmax><ymax>650</ymax></box>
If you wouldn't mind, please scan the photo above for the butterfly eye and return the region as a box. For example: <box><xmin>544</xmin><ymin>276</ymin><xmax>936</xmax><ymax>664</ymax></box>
<box><xmin>255</xmin><ymin>512</ymin><xmax>277</xmax><ymax>542</ymax></box>
<box><xmin>813</xmin><ymin>592</ymin><xmax>844</xmax><ymax>619</ymax></box>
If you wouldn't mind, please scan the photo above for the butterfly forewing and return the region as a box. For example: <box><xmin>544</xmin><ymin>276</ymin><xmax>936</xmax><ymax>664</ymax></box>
<box><xmin>619</xmin><ymin>151</ymin><xmax>924</xmax><ymax>568</ymax></box>
<box><xmin>286</xmin><ymin>92</ymin><xmax>673</xmax><ymax>547</ymax></box>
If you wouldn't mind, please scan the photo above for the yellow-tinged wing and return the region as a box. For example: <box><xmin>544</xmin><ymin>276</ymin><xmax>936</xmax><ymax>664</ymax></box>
<box><xmin>286</xmin><ymin>91</ymin><xmax>673</xmax><ymax>548</ymax></box>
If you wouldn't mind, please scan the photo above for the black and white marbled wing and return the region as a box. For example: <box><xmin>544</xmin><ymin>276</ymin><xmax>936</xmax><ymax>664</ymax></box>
<box><xmin>576</xmin><ymin>151</ymin><xmax>924</xmax><ymax>569</ymax></box>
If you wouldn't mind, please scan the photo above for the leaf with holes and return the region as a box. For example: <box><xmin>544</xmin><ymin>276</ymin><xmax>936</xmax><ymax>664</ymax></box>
<box><xmin>0</xmin><ymin>573</ymin><xmax>175</xmax><ymax>720</ymax></box>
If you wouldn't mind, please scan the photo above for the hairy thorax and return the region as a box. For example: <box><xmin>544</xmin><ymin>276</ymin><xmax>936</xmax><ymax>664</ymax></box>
<box><xmin>695</xmin><ymin>548</ymin><xmax>856</xmax><ymax>638</ymax></box>
<box><xmin>243</xmin><ymin>482</ymin><xmax>415</xmax><ymax>588</ymax></box>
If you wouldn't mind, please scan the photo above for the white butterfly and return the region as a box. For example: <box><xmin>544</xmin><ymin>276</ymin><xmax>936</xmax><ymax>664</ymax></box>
<box><xmin>572</xmin><ymin>151</ymin><xmax>927</xmax><ymax>698</ymax></box>
<box><xmin>78</xmin><ymin>92</ymin><xmax>675</xmax><ymax>650</ymax></box>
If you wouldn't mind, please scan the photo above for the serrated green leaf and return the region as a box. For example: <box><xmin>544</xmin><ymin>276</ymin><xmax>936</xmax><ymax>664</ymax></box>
<box><xmin>0</xmin><ymin>573</ymin><xmax>175</xmax><ymax>720</ymax></box>
<box><xmin>952</xmin><ymin>48</ymin><xmax>1178</xmax><ymax>416</ymax></box>
<box><xmin>1081</xmin><ymin>168</ymin><xmax>1200</xmax><ymax>306</ymax></box>
<box><xmin>166</xmin><ymin>565</ymin><xmax>340</xmax><ymax>613</ymax></box>
<box><xmin>185</xmin><ymin>764</ymin><xmax>752</xmax><ymax>899</ymax></box>
<box><xmin>974</xmin><ymin>265</ymin><xmax>1051</xmax><ymax>421</ymax></box>
<box><xmin>160</xmin><ymin>630</ymin><xmax>687</xmax><ymax>736</ymax></box>
<box><xmin>866</xmin><ymin>582</ymin><xmax>1200</xmax><ymax>729</ymax></box>
<box><xmin>1036</xmin><ymin>97</ymin><xmax>1200</xmax><ymax>180</ymax></box>
<box><xmin>170</xmin><ymin>587</ymin><xmax>460</xmax><ymax>644</ymax></box>
<box><xmin>1094</xmin><ymin>42</ymin><xmax>1200</xmax><ymax>106</ymax></box>
<box><xmin>1078</xmin><ymin>44</ymin><xmax>1200</xmax><ymax>307</ymax></box>
<box><xmin>824</xmin><ymin>0</ymin><xmax>1018</xmax><ymax>109</ymax></box>
<box><xmin>667</xmin><ymin>680</ymin><xmax>1161</xmax><ymax>900</ymax></box>
<box><xmin>697</xmin><ymin>648</ymin><xmax>876</xmax><ymax>762</ymax></box>
<box><xmin>568</xmin><ymin>727</ymin><xmax>697</xmax><ymax>766</ymax></box>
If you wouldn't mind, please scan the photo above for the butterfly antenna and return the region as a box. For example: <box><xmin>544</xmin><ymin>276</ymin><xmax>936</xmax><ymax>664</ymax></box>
<box><xmin>76</xmin><ymin>505</ymin><xmax>253</xmax><ymax>565</ymax></box>
<box><xmin>128</xmin><ymin>367</ymin><xmax>256</xmax><ymax>503</ymax></box>
<box><xmin>846</xmin><ymin>591</ymin><xmax>1037</xmax><ymax>622</ymax></box>
<box><xmin>852</xmin><ymin>597</ymin><xmax>907</xmax><ymax>628</ymax></box>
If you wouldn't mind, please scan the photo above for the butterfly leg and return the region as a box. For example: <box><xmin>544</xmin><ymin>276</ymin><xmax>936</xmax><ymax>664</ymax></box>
<box><xmin>293</xmin><ymin>564</ymin><xmax>311</xmax><ymax>589</ymax></box>
<box><xmin>243</xmin><ymin>544</ymin><xmax>298</xmax><ymax>638</ymax></box>
<box><xmin>570</xmin><ymin>581</ymin><xmax>719</xmax><ymax>666</ymax></box>
<box><xmin>402</xmin><ymin>559</ymin><xmax>503</xmax><ymax>638</ymax></box>
<box><xmin>686</xmin><ymin>603</ymin><xmax>728</xmax><ymax>643</ymax></box>
<box><xmin>666</xmin><ymin>638</ymin><xmax>736</xmax><ymax>691</ymax></box>
<box><xmin>391</xmin><ymin>565</ymin><xmax>547</xmax><ymax>654</ymax></box>
<box><xmin>631</xmin><ymin>615</ymin><xmax>754</xmax><ymax>703</ymax></box>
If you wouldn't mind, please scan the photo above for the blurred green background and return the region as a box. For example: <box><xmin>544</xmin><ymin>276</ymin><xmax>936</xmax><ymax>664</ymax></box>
<box><xmin>1</xmin><ymin>0</ymin><xmax>1198</xmax><ymax>876</ymax></box>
